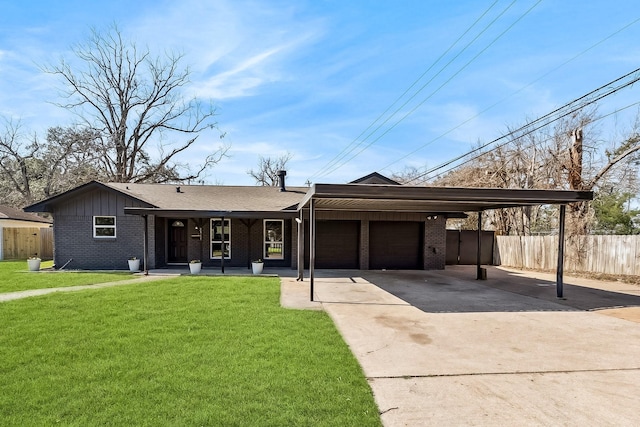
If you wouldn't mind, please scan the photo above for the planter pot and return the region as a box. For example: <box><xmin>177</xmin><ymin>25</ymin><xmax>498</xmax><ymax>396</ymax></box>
<box><xmin>128</xmin><ymin>258</ymin><xmax>141</xmax><ymax>272</ymax></box>
<box><xmin>27</xmin><ymin>258</ymin><xmax>41</xmax><ymax>271</ymax></box>
<box><xmin>189</xmin><ymin>262</ymin><xmax>202</xmax><ymax>274</ymax></box>
<box><xmin>252</xmin><ymin>262</ymin><xmax>264</xmax><ymax>275</ymax></box>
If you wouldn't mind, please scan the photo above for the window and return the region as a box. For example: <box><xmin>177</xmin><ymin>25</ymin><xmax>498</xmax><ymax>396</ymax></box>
<box><xmin>210</xmin><ymin>218</ymin><xmax>231</xmax><ymax>259</ymax></box>
<box><xmin>94</xmin><ymin>216</ymin><xmax>116</xmax><ymax>238</ymax></box>
<box><xmin>264</xmin><ymin>219</ymin><xmax>284</xmax><ymax>260</ymax></box>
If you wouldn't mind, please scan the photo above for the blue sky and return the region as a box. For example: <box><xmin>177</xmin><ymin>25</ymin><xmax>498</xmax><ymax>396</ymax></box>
<box><xmin>1</xmin><ymin>0</ymin><xmax>639</xmax><ymax>186</ymax></box>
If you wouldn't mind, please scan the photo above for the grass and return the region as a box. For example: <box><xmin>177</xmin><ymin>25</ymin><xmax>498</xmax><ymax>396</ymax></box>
<box><xmin>0</xmin><ymin>260</ymin><xmax>134</xmax><ymax>293</ymax></box>
<box><xmin>0</xmin><ymin>276</ymin><xmax>381</xmax><ymax>426</ymax></box>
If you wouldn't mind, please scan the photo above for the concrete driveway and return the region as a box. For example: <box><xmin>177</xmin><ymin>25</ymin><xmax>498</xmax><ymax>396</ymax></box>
<box><xmin>281</xmin><ymin>266</ymin><xmax>640</xmax><ymax>426</ymax></box>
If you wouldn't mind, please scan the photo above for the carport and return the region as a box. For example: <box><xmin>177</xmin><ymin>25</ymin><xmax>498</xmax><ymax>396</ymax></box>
<box><xmin>296</xmin><ymin>183</ymin><xmax>593</xmax><ymax>301</ymax></box>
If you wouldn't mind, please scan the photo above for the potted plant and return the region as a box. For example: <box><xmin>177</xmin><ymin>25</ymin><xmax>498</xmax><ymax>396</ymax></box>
<box><xmin>128</xmin><ymin>256</ymin><xmax>141</xmax><ymax>272</ymax></box>
<box><xmin>189</xmin><ymin>259</ymin><xmax>202</xmax><ymax>274</ymax></box>
<box><xmin>27</xmin><ymin>256</ymin><xmax>41</xmax><ymax>271</ymax></box>
<box><xmin>252</xmin><ymin>259</ymin><xmax>264</xmax><ymax>275</ymax></box>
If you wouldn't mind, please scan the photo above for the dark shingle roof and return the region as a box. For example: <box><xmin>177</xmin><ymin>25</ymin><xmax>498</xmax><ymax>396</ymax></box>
<box><xmin>104</xmin><ymin>182</ymin><xmax>308</xmax><ymax>212</ymax></box>
<box><xmin>1</xmin><ymin>205</ymin><xmax>52</xmax><ymax>223</ymax></box>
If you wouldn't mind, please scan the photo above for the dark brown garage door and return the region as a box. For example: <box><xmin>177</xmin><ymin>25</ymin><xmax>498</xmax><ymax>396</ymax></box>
<box><xmin>305</xmin><ymin>220</ymin><xmax>360</xmax><ymax>269</ymax></box>
<box><xmin>369</xmin><ymin>221</ymin><xmax>423</xmax><ymax>269</ymax></box>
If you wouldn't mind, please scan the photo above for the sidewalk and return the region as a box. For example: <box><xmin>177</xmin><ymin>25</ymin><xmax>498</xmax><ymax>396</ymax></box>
<box><xmin>0</xmin><ymin>274</ymin><xmax>172</xmax><ymax>303</ymax></box>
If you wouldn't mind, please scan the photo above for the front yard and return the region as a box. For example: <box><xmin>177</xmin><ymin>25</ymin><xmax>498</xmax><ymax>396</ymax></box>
<box><xmin>0</xmin><ymin>260</ymin><xmax>133</xmax><ymax>293</ymax></box>
<box><xmin>0</xmin><ymin>275</ymin><xmax>381</xmax><ymax>426</ymax></box>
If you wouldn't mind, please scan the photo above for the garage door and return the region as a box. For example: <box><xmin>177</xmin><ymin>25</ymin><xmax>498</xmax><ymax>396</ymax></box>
<box><xmin>305</xmin><ymin>220</ymin><xmax>360</xmax><ymax>269</ymax></box>
<box><xmin>370</xmin><ymin>221</ymin><xmax>423</xmax><ymax>269</ymax></box>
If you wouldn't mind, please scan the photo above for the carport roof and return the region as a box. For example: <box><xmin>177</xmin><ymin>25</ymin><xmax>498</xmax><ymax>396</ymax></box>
<box><xmin>298</xmin><ymin>183</ymin><xmax>593</xmax><ymax>213</ymax></box>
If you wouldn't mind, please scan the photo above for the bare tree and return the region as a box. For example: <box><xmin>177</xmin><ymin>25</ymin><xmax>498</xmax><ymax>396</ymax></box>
<box><xmin>432</xmin><ymin>107</ymin><xmax>640</xmax><ymax>235</ymax></box>
<box><xmin>391</xmin><ymin>165</ymin><xmax>430</xmax><ymax>185</ymax></box>
<box><xmin>248</xmin><ymin>153</ymin><xmax>292</xmax><ymax>186</ymax></box>
<box><xmin>0</xmin><ymin>120</ymin><xmax>103</xmax><ymax>206</ymax></box>
<box><xmin>0</xmin><ymin>119</ymin><xmax>38</xmax><ymax>205</ymax></box>
<box><xmin>43</xmin><ymin>25</ymin><xmax>228</xmax><ymax>183</ymax></box>
<box><xmin>40</xmin><ymin>126</ymin><xmax>104</xmax><ymax>197</ymax></box>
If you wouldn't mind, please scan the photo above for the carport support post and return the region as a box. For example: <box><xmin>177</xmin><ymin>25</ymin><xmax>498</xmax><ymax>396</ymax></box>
<box><xmin>221</xmin><ymin>216</ymin><xmax>225</xmax><ymax>274</ymax></box>
<box><xmin>310</xmin><ymin>198</ymin><xmax>316</xmax><ymax>301</ymax></box>
<box><xmin>297</xmin><ymin>209</ymin><xmax>304</xmax><ymax>281</ymax></box>
<box><xmin>143</xmin><ymin>214</ymin><xmax>149</xmax><ymax>276</ymax></box>
<box><xmin>557</xmin><ymin>204</ymin><xmax>566</xmax><ymax>298</ymax></box>
<box><xmin>476</xmin><ymin>211</ymin><xmax>483</xmax><ymax>280</ymax></box>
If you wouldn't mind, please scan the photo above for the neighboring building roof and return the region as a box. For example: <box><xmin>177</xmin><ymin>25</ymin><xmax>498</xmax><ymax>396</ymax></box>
<box><xmin>0</xmin><ymin>204</ymin><xmax>52</xmax><ymax>223</ymax></box>
<box><xmin>349</xmin><ymin>172</ymin><xmax>400</xmax><ymax>185</ymax></box>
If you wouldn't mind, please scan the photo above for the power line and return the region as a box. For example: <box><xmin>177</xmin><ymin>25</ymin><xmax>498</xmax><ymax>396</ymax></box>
<box><xmin>306</xmin><ymin>0</ymin><xmax>514</xmax><ymax>182</ymax></box>
<box><xmin>307</xmin><ymin>0</ymin><xmax>508</xmax><ymax>181</ymax></box>
<box><xmin>427</xmin><ymin>99</ymin><xmax>640</xmax><ymax>182</ymax></box>
<box><xmin>405</xmin><ymin>68</ymin><xmax>640</xmax><ymax>184</ymax></box>
<box><xmin>379</xmin><ymin>14</ymin><xmax>640</xmax><ymax>173</ymax></box>
<box><xmin>314</xmin><ymin>0</ymin><xmax>541</xmax><ymax>180</ymax></box>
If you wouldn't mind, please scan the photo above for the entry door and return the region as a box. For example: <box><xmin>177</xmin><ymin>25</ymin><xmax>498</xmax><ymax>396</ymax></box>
<box><xmin>168</xmin><ymin>219</ymin><xmax>188</xmax><ymax>263</ymax></box>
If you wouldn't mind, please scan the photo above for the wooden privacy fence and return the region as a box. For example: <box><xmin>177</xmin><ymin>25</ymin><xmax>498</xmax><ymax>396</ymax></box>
<box><xmin>2</xmin><ymin>227</ymin><xmax>53</xmax><ymax>260</ymax></box>
<box><xmin>495</xmin><ymin>235</ymin><xmax>640</xmax><ymax>276</ymax></box>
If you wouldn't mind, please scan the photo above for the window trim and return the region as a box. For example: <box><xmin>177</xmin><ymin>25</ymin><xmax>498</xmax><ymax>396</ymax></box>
<box><xmin>93</xmin><ymin>215</ymin><xmax>116</xmax><ymax>239</ymax></box>
<box><xmin>210</xmin><ymin>218</ymin><xmax>231</xmax><ymax>259</ymax></box>
<box><xmin>263</xmin><ymin>219</ymin><xmax>284</xmax><ymax>260</ymax></box>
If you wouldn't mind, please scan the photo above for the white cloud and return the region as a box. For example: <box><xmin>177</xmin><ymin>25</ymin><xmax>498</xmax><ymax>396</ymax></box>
<box><xmin>127</xmin><ymin>0</ymin><xmax>324</xmax><ymax>100</ymax></box>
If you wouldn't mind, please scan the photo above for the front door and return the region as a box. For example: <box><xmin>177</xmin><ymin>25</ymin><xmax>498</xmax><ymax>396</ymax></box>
<box><xmin>168</xmin><ymin>219</ymin><xmax>188</xmax><ymax>263</ymax></box>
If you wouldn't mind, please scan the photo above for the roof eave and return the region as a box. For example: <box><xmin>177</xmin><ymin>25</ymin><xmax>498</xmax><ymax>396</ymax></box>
<box><xmin>124</xmin><ymin>207</ymin><xmax>299</xmax><ymax>218</ymax></box>
<box><xmin>24</xmin><ymin>181</ymin><xmax>158</xmax><ymax>212</ymax></box>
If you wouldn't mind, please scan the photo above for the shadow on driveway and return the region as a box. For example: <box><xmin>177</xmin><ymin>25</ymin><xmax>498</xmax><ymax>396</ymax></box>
<box><xmin>360</xmin><ymin>265</ymin><xmax>640</xmax><ymax>313</ymax></box>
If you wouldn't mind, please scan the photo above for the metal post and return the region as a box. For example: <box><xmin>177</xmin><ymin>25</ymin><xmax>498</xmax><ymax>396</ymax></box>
<box><xmin>297</xmin><ymin>209</ymin><xmax>304</xmax><ymax>281</ymax></box>
<box><xmin>221</xmin><ymin>216</ymin><xmax>225</xmax><ymax>274</ymax></box>
<box><xmin>557</xmin><ymin>205</ymin><xmax>566</xmax><ymax>298</ymax></box>
<box><xmin>143</xmin><ymin>214</ymin><xmax>149</xmax><ymax>276</ymax></box>
<box><xmin>476</xmin><ymin>211</ymin><xmax>483</xmax><ymax>280</ymax></box>
<box><xmin>310</xmin><ymin>199</ymin><xmax>315</xmax><ymax>301</ymax></box>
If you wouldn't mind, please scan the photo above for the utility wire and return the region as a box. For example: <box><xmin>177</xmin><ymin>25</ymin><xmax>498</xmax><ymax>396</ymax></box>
<box><xmin>405</xmin><ymin>68</ymin><xmax>640</xmax><ymax>184</ymax></box>
<box><xmin>316</xmin><ymin>0</ymin><xmax>541</xmax><ymax>180</ymax></box>
<box><xmin>379</xmin><ymin>14</ymin><xmax>640</xmax><ymax>173</ymax></box>
<box><xmin>307</xmin><ymin>0</ymin><xmax>506</xmax><ymax>181</ymax></box>
<box><xmin>427</xmin><ymin>99</ymin><xmax>640</xmax><ymax>182</ymax></box>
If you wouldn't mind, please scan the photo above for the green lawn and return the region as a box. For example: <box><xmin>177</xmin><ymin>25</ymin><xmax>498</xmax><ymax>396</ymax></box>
<box><xmin>0</xmin><ymin>276</ymin><xmax>381</xmax><ymax>426</ymax></box>
<box><xmin>0</xmin><ymin>260</ymin><xmax>134</xmax><ymax>293</ymax></box>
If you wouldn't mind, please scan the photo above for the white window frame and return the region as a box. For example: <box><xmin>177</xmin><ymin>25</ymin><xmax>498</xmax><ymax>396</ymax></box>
<box><xmin>93</xmin><ymin>216</ymin><xmax>116</xmax><ymax>238</ymax></box>
<box><xmin>263</xmin><ymin>219</ymin><xmax>284</xmax><ymax>260</ymax></box>
<box><xmin>210</xmin><ymin>218</ymin><xmax>231</xmax><ymax>259</ymax></box>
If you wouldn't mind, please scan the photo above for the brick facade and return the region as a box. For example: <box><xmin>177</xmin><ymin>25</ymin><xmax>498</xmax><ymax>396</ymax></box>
<box><xmin>290</xmin><ymin>210</ymin><xmax>447</xmax><ymax>271</ymax></box>
<box><xmin>47</xmin><ymin>187</ymin><xmax>447</xmax><ymax>271</ymax></box>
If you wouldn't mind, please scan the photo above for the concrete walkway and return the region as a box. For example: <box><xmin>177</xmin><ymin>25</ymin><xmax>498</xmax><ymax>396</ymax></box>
<box><xmin>281</xmin><ymin>267</ymin><xmax>640</xmax><ymax>426</ymax></box>
<box><xmin>0</xmin><ymin>274</ymin><xmax>173</xmax><ymax>302</ymax></box>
